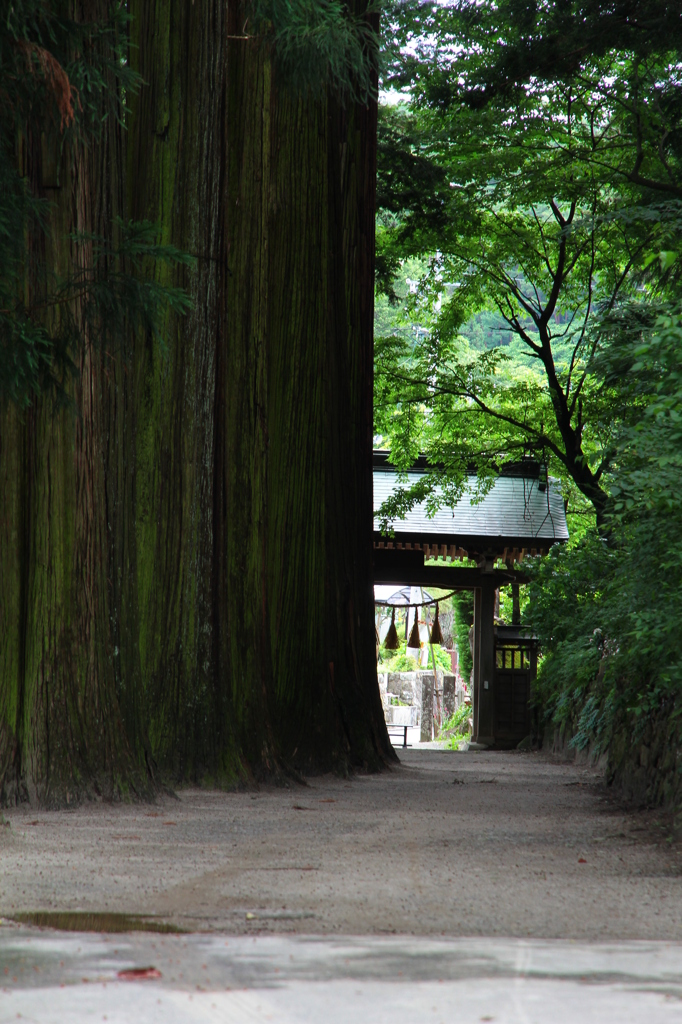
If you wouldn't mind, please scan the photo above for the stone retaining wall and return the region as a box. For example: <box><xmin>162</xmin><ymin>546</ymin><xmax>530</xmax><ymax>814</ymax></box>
<box><xmin>379</xmin><ymin>671</ymin><xmax>467</xmax><ymax>741</ymax></box>
<box><xmin>544</xmin><ymin>706</ymin><xmax>682</xmax><ymax>831</ymax></box>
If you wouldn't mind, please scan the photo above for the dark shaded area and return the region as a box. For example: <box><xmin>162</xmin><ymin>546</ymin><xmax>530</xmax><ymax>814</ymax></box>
<box><xmin>11</xmin><ymin>912</ymin><xmax>182</xmax><ymax>934</ymax></box>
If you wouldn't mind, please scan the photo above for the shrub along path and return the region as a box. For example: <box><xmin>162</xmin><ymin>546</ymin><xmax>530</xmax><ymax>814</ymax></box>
<box><xmin>1</xmin><ymin>748</ymin><xmax>680</xmax><ymax>939</ymax></box>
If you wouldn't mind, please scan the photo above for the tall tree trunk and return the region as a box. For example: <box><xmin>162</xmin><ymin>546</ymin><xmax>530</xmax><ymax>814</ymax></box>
<box><xmin>129</xmin><ymin>0</ymin><xmax>393</xmax><ymax>777</ymax></box>
<box><xmin>0</xmin><ymin>8</ymin><xmax>152</xmax><ymax>805</ymax></box>
<box><xmin>126</xmin><ymin>1</ymin><xmax>239</xmax><ymax>782</ymax></box>
<box><xmin>220</xmin><ymin>12</ymin><xmax>393</xmax><ymax>772</ymax></box>
<box><xmin>0</xmin><ymin>0</ymin><xmax>392</xmax><ymax>804</ymax></box>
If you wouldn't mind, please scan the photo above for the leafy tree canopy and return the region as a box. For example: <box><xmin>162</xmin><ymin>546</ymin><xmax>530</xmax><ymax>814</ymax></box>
<box><xmin>375</xmin><ymin>0</ymin><xmax>682</xmax><ymax>753</ymax></box>
<box><xmin>375</xmin><ymin>0</ymin><xmax>682</xmax><ymax>531</ymax></box>
<box><xmin>251</xmin><ymin>0</ymin><xmax>380</xmax><ymax>102</ymax></box>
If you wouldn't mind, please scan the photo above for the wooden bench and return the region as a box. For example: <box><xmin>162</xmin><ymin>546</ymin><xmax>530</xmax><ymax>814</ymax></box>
<box><xmin>386</xmin><ymin>724</ymin><xmax>411</xmax><ymax>748</ymax></box>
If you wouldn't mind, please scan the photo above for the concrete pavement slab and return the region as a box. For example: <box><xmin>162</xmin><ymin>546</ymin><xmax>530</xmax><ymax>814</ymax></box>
<box><xmin>2</xmin><ymin>927</ymin><xmax>682</xmax><ymax>1023</ymax></box>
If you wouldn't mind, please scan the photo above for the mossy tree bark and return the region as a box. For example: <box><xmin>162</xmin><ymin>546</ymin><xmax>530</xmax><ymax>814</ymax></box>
<box><xmin>0</xmin><ymin>1</ymin><xmax>392</xmax><ymax>804</ymax></box>
<box><xmin>0</xmin><ymin>6</ymin><xmax>153</xmax><ymax>806</ymax></box>
<box><xmin>126</xmin><ymin>1</ymin><xmax>238</xmax><ymax>782</ymax></box>
<box><xmin>129</xmin><ymin>1</ymin><xmax>394</xmax><ymax>777</ymax></box>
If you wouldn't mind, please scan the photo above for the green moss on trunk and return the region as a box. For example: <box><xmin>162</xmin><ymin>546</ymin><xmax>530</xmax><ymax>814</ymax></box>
<box><xmin>0</xmin><ymin>5</ymin><xmax>153</xmax><ymax>805</ymax></box>
<box><xmin>127</xmin><ymin>0</ymin><xmax>243</xmax><ymax>782</ymax></box>
<box><xmin>129</xmin><ymin>0</ymin><xmax>393</xmax><ymax>777</ymax></box>
<box><xmin>1</xmin><ymin>1</ymin><xmax>393</xmax><ymax>802</ymax></box>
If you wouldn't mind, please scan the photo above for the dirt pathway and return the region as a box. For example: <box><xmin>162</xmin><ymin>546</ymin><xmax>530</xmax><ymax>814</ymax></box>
<box><xmin>1</xmin><ymin>749</ymin><xmax>680</xmax><ymax>939</ymax></box>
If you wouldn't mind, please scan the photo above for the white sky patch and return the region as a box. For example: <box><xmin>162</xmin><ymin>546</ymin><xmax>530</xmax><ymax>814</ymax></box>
<box><xmin>380</xmin><ymin>88</ymin><xmax>411</xmax><ymax>106</ymax></box>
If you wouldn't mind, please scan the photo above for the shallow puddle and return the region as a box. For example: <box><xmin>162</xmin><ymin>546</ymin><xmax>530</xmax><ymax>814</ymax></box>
<box><xmin>10</xmin><ymin>911</ymin><xmax>183</xmax><ymax>933</ymax></box>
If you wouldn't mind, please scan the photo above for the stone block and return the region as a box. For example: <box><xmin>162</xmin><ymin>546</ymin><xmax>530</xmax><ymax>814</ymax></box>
<box><xmin>420</xmin><ymin>674</ymin><xmax>435</xmax><ymax>742</ymax></box>
<box><xmin>399</xmin><ymin>673</ymin><xmax>416</xmax><ymax>704</ymax></box>
<box><xmin>442</xmin><ymin>674</ymin><xmax>456</xmax><ymax>720</ymax></box>
<box><xmin>391</xmin><ymin>706</ymin><xmax>418</xmax><ymax>727</ymax></box>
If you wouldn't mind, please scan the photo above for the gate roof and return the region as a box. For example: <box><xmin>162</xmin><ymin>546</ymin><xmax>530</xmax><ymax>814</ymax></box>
<box><xmin>373</xmin><ymin>451</ymin><xmax>568</xmax><ymax>563</ymax></box>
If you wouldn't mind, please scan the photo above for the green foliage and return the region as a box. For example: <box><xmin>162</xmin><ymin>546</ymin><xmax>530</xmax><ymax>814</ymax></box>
<box><xmin>375</xmin><ymin>80</ymin><xmax>653</xmax><ymax>523</ymax></box>
<box><xmin>452</xmin><ymin>593</ymin><xmax>473</xmax><ymax>684</ymax></box>
<box><xmin>250</xmin><ymin>0</ymin><xmax>379</xmax><ymax>103</ymax></box>
<box><xmin>499</xmin><ymin>584</ymin><xmax>528</xmax><ymax>626</ymax></box>
<box><xmin>1</xmin><ymin>1</ymin><xmax>142</xmax><ymax>134</ymax></box>
<box><xmin>378</xmin><ymin>641</ymin><xmax>419</xmax><ymax>672</ymax></box>
<box><xmin>438</xmin><ymin>702</ymin><xmax>472</xmax><ymax>747</ymax></box>
<box><xmin>426</xmin><ymin>644</ymin><xmax>451</xmax><ymax>672</ymax></box>
<box><xmin>382</xmin><ymin>0</ymin><xmax>682</xmax><ymax>132</ymax></box>
<box><xmin>0</xmin><ymin>4</ymin><xmax>192</xmax><ymax>409</ymax></box>
<box><xmin>71</xmin><ymin>219</ymin><xmax>195</xmax><ymax>352</ymax></box>
<box><xmin>375</xmin><ymin>0</ymin><xmax>682</xmax><ymax>767</ymax></box>
<box><xmin>375</xmin><ymin>0</ymin><xmax>682</xmax><ymax>530</ymax></box>
<box><xmin>599</xmin><ymin>303</ymin><xmax>682</xmax><ymax>520</ymax></box>
<box><xmin>528</xmin><ymin>303</ymin><xmax>682</xmax><ymax>750</ymax></box>
<box><xmin>440</xmin><ymin>702</ymin><xmax>472</xmax><ymax>735</ymax></box>
<box><xmin>378</xmin><ymin>636</ymin><xmax>450</xmax><ymax>673</ymax></box>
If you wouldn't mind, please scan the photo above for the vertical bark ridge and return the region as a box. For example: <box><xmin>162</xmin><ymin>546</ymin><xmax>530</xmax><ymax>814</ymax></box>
<box><xmin>1</xmin><ymin>1</ymin><xmax>392</xmax><ymax>803</ymax></box>
<box><xmin>220</xmin><ymin>5</ymin><xmax>393</xmax><ymax>771</ymax></box>
<box><xmin>0</xmin><ymin>5</ymin><xmax>152</xmax><ymax>805</ymax></box>
<box><xmin>127</xmin><ymin>0</ymin><xmax>242</xmax><ymax>782</ymax></box>
<box><xmin>129</xmin><ymin>0</ymin><xmax>393</xmax><ymax>778</ymax></box>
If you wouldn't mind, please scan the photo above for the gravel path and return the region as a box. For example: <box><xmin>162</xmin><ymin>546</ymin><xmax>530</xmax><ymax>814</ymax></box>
<box><xmin>1</xmin><ymin>749</ymin><xmax>680</xmax><ymax>939</ymax></box>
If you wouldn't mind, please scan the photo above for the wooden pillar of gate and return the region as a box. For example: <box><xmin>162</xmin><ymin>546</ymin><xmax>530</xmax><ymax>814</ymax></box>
<box><xmin>472</xmin><ymin>582</ymin><xmax>496</xmax><ymax>745</ymax></box>
<box><xmin>472</xmin><ymin>588</ymin><xmax>481</xmax><ymax>737</ymax></box>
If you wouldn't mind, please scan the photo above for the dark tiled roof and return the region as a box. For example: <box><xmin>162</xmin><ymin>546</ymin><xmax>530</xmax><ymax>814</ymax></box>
<box><xmin>374</xmin><ymin>467</ymin><xmax>568</xmax><ymax>544</ymax></box>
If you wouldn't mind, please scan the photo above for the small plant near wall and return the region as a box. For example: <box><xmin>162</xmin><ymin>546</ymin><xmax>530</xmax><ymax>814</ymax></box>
<box><xmin>378</xmin><ymin>641</ymin><xmax>420</xmax><ymax>672</ymax></box>
<box><xmin>378</xmin><ymin>639</ymin><xmax>452</xmax><ymax>673</ymax></box>
<box><xmin>438</xmin><ymin>704</ymin><xmax>472</xmax><ymax>749</ymax></box>
<box><xmin>426</xmin><ymin>645</ymin><xmax>452</xmax><ymax>672</ymax></box>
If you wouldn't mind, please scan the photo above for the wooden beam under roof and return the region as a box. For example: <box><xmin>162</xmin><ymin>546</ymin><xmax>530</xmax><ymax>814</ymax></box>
<box><xmin>374</xmin><ymin>563</ymin><xmax>530</xmax><ymax>589</ymax></box>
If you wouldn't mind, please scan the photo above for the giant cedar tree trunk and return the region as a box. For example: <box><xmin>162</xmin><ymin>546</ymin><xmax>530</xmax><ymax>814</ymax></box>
<box><xmin>0</xmin><ymin>6</ymin><xmax>152</xmax><ymax>805</ymax></box>
<box><xmin>126</xmin><ymin>1</ymin><xmax>242</xmax><ymax>782</ymax></box>
<box><xmin>129</xmin><ymin>1</ymin><xmax>393</xmax><ymax>776</ymax></box>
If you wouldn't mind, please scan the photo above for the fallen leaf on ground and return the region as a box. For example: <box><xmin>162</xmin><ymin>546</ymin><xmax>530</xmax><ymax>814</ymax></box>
<box><xmin>117</xmin><ymin>967</ymin><xmax>161</xmax><ymax>981</ymax></box>
<box><xmin>578</xmin><ymin>858</ymin><xmax>587</xmax><ymax>863</ymax></box>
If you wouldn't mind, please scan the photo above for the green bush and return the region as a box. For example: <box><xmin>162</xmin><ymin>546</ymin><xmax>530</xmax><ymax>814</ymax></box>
<box><xmin>427</xmin><ymin>644</ymin><xmax>452</xmax><ymax>671</ymax></box>
<box><xmin>438</xmin><ymin>702</ymin><xmax>472</xmax><ymax>742</ymax></box>
<box><xmin>528</xmin><ymin>303</ymin><xmax>682</xmax><ymax>753</ymax></box>
<box><xmin>378</xmin><ymin>642</ymin><xmax>419</xmax><ymax>672</ymax></box>
<box><xmin>453</xmin><ymin>593</ymin><xmax>474</xmax><ymax>683</ymax></box>
<box><xmin>379</xmin><ymin>639</ymin><xmax>451</xmax><ymax>673</ymax></box>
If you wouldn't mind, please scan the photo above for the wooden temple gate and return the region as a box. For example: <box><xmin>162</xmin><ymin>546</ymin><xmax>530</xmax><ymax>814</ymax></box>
<box><xmin>373</xmin><ymin>452</ymin><xmax>566</xmax><ymax>748</ymax></box>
